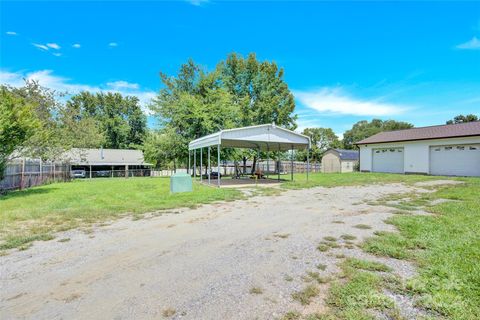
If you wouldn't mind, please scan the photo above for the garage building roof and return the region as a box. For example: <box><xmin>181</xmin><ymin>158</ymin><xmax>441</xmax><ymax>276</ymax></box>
<box><xmin>357</xmin><ymin>121</ymin><xmax>480</xmax><ymax>145</ymax></box>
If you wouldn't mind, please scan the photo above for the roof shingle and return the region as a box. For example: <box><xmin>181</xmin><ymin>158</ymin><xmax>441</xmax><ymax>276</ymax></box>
<box><xmin>356</xmin><ymin>121</ymin><xmax>480</xmax><ymax>145</ymax></box>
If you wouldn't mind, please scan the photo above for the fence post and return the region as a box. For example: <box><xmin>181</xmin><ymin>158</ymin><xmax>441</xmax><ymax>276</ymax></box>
<box><xmin>20</xmin><ymin>158</ymin><xmax>25</xmax><ymax>190</ymax></box>
<box><xmin>39</xmin><ymin>159</ymin><xmax>43</xmax><ymax>182</ymax></box>
<box><xmin>53</xmin><ymin>162</ymin><xmax>56</xmax><ymax>182</ymax></box>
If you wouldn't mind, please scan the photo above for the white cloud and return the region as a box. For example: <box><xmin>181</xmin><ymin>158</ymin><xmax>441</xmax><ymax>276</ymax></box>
<box><xmin>186</xmin><ymin>0</ymin><xmax>209</xmax><ymax>6</ymax></box>
<box><xmin>109</xmin><ymin>42</ymin><xmax>118</xmax><ymax>47</ymax></box>
<box><xmin>456</xmin><ymin>37</ymin><xmax>480</xmax><ymax>50</ymax></box>
<box><xmin>46</xmin><ymin>43</ymin><xmax>61</xmax><ymax>50</ymax></box>
<box><xmin>6</xmin><ymin>31</ymin><xmax>17</xmax><ymax>36</ymax></box>
<box><xmin>107</xmin><ymin>80</ymin><xmax>139</xmax><ymax>90</ymax></box>
<box><xmin>32</xmin><ymin>43</ymin><xmax>49</xmax><ymax>51</ymax></box>
<box><xmin>52</xmin><ymin>53</ymin><xmax>62</xmax><ymax>57</ymax></box>
<box><xmin>294</xmin><ymin>87</ymin><xmax>407</xmax><ymax>116</ymax></box>
<box><xmin>0</xmin><ymin>69</ymin><xmax>156</xmax><ymax>111</ymax></box>
<box><xmin>72</xmin><ymin>43</ymin><xmax>81</xmax><ymax>48</ymax></box>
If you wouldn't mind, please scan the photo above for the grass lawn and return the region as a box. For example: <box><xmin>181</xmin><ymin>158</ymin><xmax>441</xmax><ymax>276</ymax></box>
<box><xmin>0</xmin><ymin>177</ymin><xmax>241</xmax><ymax>251</ymax></box>
<box><xmin>283</xmin><ymin>172</ymin><xmax>446</xmax><ymax>189</ymax></box>
<box><xmin>360</xmin><ymin>177</ymin><xmax>480</xmax><ymax>319</ymax></box>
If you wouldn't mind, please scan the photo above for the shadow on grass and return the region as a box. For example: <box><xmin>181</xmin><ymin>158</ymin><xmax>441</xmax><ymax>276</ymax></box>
<box><xmin>0</xmin><ymin>187</ymin><xmax>58</xmax><ymax>200</ymax></box>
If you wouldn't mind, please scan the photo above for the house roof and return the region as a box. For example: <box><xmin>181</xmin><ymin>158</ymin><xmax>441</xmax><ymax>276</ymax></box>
<box><xmin>63</xmin><ymin>148</ymin><xmax>152</xmax><ymax>166</ymax></box>
<box><xmin>356</xmin><ymin>121</ymin><xmax>480</xmax><ymax>145</ymax></box>
<box><xmin>188</xmin><ymin>124</ymin><xmax>310</xmax><ymax>151</ymax></box>
<box><xmin>334</xmin><ymin>149</ymin><xmax>360</xmax><ymax>160</ymax></box>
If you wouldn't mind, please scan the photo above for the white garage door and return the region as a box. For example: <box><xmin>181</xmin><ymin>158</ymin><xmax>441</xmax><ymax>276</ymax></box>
<box><xmin>430</xmin><ymin>144</ymin><xmax>480</xmax><ymax>177</ymax></box>
<box><xmin>372</xmin><ymin>148</ymin><xmax>404</xmax><ymax>173</ymax></box>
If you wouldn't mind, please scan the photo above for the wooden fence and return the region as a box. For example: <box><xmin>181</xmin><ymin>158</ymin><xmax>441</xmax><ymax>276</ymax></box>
<box><xmin>0</xmin><ymin>159</ymin><xmax>71</xmax><ymax>192</ymax></box>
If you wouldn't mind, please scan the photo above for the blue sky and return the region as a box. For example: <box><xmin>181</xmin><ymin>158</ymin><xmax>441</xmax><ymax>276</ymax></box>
<box><xmin>1</xmin><ymin>1</ymin><xmax>479</xmax><ymax>137</ymax></box>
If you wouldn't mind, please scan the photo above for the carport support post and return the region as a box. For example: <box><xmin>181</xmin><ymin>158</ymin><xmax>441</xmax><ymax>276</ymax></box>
<box><xmin>266</xmin><ymin>144</ymin><xmax>269</xmax><ymax>179</ymax></box>
<box><xmin>208</xmin><ymin>147</ymin><xmax>211</xmax><ymax>185</ymax></box>
<box><xmin>217</xmin><ymin>144</ymin><xmax>220</xmax><ymax>187</ymax></box>
<box><xmin>194</xmin><ymin>149</ymin><xmax>196</xmax><ymax>178</ymax></box>
<box><xmin>306</xmin><ymin>148</ymin><xmax>310</xmax><ymax>181</ymax></box>
<box><xmin>188</xmin><ymin>150</ymin><xmax>191</xmax><ymax>175</ymax></box>
<box><xmin>291</xmin><ymin>145</ymin><xmax>294</xmax><ymax>181</ymax></box>
<box><xmin>200</xmin><ymin>147</ymin><xmax>203</xmax><ymax>182</ymax></box>
<box><xmin>277</xmin><ymin>144</ymin><xmax>280</xmax><ymax>181</ymax></box>
<box><xmin>89</xmin><ymin>165</ymin><xmax>92</xmax><ymax>179</ymax></box>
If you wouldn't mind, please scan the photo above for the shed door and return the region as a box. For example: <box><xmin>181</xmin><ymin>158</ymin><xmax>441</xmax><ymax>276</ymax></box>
<box><xmin>372</xmin><ymin>148</ymin><xmax>404</xmax><ymax>173</ymax></box>
<box><xmin>430</xmin><ymin>145</ymin><xmax>480</xmax><ymax>177</ymax></box>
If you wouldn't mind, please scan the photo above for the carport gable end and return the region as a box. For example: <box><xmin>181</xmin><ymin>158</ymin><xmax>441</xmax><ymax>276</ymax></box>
<box><xmin>187</xmin><ymin>124</ymin><xmax>312</xmax><ymax>186</ymax></box>
<box><xmin>188</xmin><ymin>124</ymin><xmax>311</xmax><ymax>151</ymax></box>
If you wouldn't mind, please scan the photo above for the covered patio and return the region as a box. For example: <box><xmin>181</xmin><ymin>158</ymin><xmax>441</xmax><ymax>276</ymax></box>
<box><xmin>188</xmin><ymin>124</ymin><xmax>311</xmax><ymax>187</ymax></box>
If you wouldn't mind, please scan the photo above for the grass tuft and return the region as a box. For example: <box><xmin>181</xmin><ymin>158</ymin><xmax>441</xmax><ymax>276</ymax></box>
<box><xmin>280</xmin><ymin>311</ymin><xmax>301</xmax><ymax>320</ymax></box>
<box><xmin>292</xmin><ymin>284</ymin><xmax>320</xmax><ymax>305</ymax></box>
<box><xmin>344</xmin><ymin>257</ymin><xmax>392</xmax><ymax>272</ymax></box>
<box><xmin>323</xmin><ymin>236</ymin><xmax>337</xmax><ymax>242</ymax></box>
<box><xmin>249</xmin><ymin>286</ymin><xmax>263</xmax><ymax>294</ymax></box>
<box><xmin>340</xmin><ymin>234</ymin><xmax>357</xmax><ymax>241</ymax></box>
<box><xmin>353</xmin><ymin>224</ymin><xmax>372</xmax><ymax>230</ymax></box>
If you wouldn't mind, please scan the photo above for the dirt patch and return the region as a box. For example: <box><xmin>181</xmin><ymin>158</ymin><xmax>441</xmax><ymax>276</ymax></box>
<box><xmin>1</xmin><ymin>182</ymin><xmax>437</xmax><ymax>319</ymax></box>
<box><xmin>414</xmin><ymin>179</ymin><xmax>463</xmax><ymax>187</ymax></box>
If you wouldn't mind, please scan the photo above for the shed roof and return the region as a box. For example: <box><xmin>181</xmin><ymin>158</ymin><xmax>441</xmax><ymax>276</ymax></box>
<box><xmin>63</xmin><ymin>148</ymin><xmax>152</xmax><ymax>166</ymax></box>
<box><xmin>331</xmin><ymin>149</ymin><xmax>359</xmax><ymax>161</ymax></box>
<box><xmin>188</xmin><ymin>124</ymin><xmax>310</xmax><ymax>151</ymax></box>
<box><xmin>356</xmin><ymin>121</ymin><xmax>480</xmax><ymax>145</ymax></box>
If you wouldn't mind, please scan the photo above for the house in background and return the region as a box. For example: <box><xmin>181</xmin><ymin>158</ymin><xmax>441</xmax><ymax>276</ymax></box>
<box><xmin>64</xmin><ymin>148</ymin><xmax>152</xmax><ymax>178</ymax></box>
<box><xmin>357</xmin><ymin>121</ymin><xmax>480</xmax><ymax>177</ymax></box>
<box><xmin>321</xmin><ymin>149</ymin><xmax>359</xmax><ymax>173</ymax></box>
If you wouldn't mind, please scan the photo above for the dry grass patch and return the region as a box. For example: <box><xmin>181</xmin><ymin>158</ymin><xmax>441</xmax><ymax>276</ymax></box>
<box><xmin>340</xmin><ymin>234</ymin><xmax>356</xmax><ymax>241</ymax></box>
<box><xmin>353</xmin><ymin>224</ymin><xmax>372</xmax><ymax>230</ymax></box>
<box><xmin>292</xmin><ymin>284</ymin><xmax>320</xmax><ymax>305</ymax></box>
<box><xmin>249</xmin><ymin>286</ymin><xmax>263</xmax><ymax>295</ymax></box>
<box><xmin>162</xmin><ymin>308</ymin><xmax>176</xmax><ymax>317</ymax></box>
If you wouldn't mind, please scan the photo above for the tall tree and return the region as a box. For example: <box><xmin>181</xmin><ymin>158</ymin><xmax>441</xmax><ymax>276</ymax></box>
<box><xmin>297</xmin><ymin>127</ymin><xmax>341</xmax><ymax>162</ymax></box>
<box><xmin>343</xmin><ymin>119</ymin><xmax>413</xmax><ymax>149</ymax></box>
<box><xmin>0</xmin><ymin>86</ymin><xmax>40</xmax><ymax>179</ymax></box>
<box><xmin>446</xmin><ymin>114</ymin><xmax>478</xmax><ymax>124</ymax></box>
<box><xmin>217</xmin><ymin>52</ymin><xmax>297</xmax><ymax>172</ymax></box>
<box><xmin>217</xmin><ymin>52</ymin><xmax>297</xmax><ymax>129</ymax></box>
<box><xmin>143</xmin><ymin>128</ymin><xmax>187</xmax><ymax>170</ymax></box>
<box><xmin>65</xmin><ymin>92</ymin><xmax>147</xmax><ymax>149</ymax></box>
<box><xmin>150</xmin><ymin>60</ymin><xmax>239</xmax><ymax>167</ymax></box>
<box><xmin>8</xmin><ymin>81</ymin><xmax>65</xmax><ymax>159</ymax></box>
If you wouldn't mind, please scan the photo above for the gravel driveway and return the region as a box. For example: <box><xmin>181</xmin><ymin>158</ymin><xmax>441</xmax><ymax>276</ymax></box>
<box><xmin>1</xmin><ymin>183</ymin><xmax>429</xmax><ymax>320</ymax></box>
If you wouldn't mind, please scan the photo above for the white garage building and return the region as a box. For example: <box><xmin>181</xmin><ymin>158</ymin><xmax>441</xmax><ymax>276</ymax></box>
<box><xmin>357</xmin><ymin>121</ymin><xmax>480</xmax><ymax>177</ymax></box>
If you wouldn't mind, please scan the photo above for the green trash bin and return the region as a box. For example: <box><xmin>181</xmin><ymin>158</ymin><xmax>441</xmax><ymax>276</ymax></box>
<box><xmin>170</xmin><ymin>173</ymin><xmax>193</xmax><ymax>193</ymax></box>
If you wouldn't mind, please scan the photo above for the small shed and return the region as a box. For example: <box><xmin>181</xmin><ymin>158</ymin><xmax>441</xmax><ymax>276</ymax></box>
<box><xmin>321</xmin><ymin>149</ymin><xmax>359</xmax><ymax>173</ymax></box>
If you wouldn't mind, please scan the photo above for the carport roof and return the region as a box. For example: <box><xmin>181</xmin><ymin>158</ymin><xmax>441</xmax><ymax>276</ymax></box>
<box><xmin>188</xmin><ymin>124</ymin><xmax>310</xmax><ymax>151</ymax></box>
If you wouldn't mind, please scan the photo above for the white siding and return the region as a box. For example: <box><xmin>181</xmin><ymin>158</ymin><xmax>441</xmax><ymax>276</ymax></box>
<box><xmin>359</xmin><ymin>136</ymin><xmax>480</xmax><ymax>175</ymax></box>
<box><xmin>341</xmin><ymin>161</ymin><xmax>356</xmax><ymax>173</ymax></box>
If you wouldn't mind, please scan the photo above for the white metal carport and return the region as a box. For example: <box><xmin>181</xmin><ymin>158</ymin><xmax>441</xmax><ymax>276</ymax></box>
<box><xmin>188</xmin><ymin>124</ymin><xmax>311</xmax><ymax>187</ymax></box>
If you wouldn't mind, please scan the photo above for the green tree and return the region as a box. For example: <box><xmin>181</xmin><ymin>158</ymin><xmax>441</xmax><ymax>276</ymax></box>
<box><xmin>217</xmin><ymin>52</ymin><xmax>297</xmax><ymax>128</ymax></box>
<box><xmin>150</xmin><ymin>60</ymin><xmax>238</xmax><ymax>166</ymax></box>
<box><xmin>143</xmin><ymin>129</ymin><xmax>187</xmax><ymax>170</ymax></box>
<box><xmin>446</xmin><ymin>114</ymin><xmax>478</xmax><ymax>124</ymax></box>
<box><xmin>65</xmin><ymin>92</ymin><xmax>147</xmax><ymax>149</ymax></box>
<box><xmin>343</xmin><ymin>119</ymin><xmax>413</xmax><ymax>149</ymax></box>
<box><xmin>217</xmin><ymin>52</ymin><xmax>297</xmax><ymax>172</ymax></box>
<box><xmin>8</xmin><ymin>81</ymin><xmax>63</xmax><ymax>158</ymax></box>
<box><xmin>0</xmin><ymin>86</ymin><xmax>40</xmax><ymax>179</ymax></box>
<box><xmin>297</xmin><ymin>127</ymin><xmax>341</xmax><ymax>162</ymax></box>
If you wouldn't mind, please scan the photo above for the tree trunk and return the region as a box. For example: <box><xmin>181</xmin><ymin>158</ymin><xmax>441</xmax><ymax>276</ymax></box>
<box><xmin>251</xmin><ymin>156</ymin><xmax>257</xmax><ymax>175</ymax></box>
<box><xmin>242</xmin><ymin>156</ymin><xmax>247</xmax><ymax>174</ymax></box>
